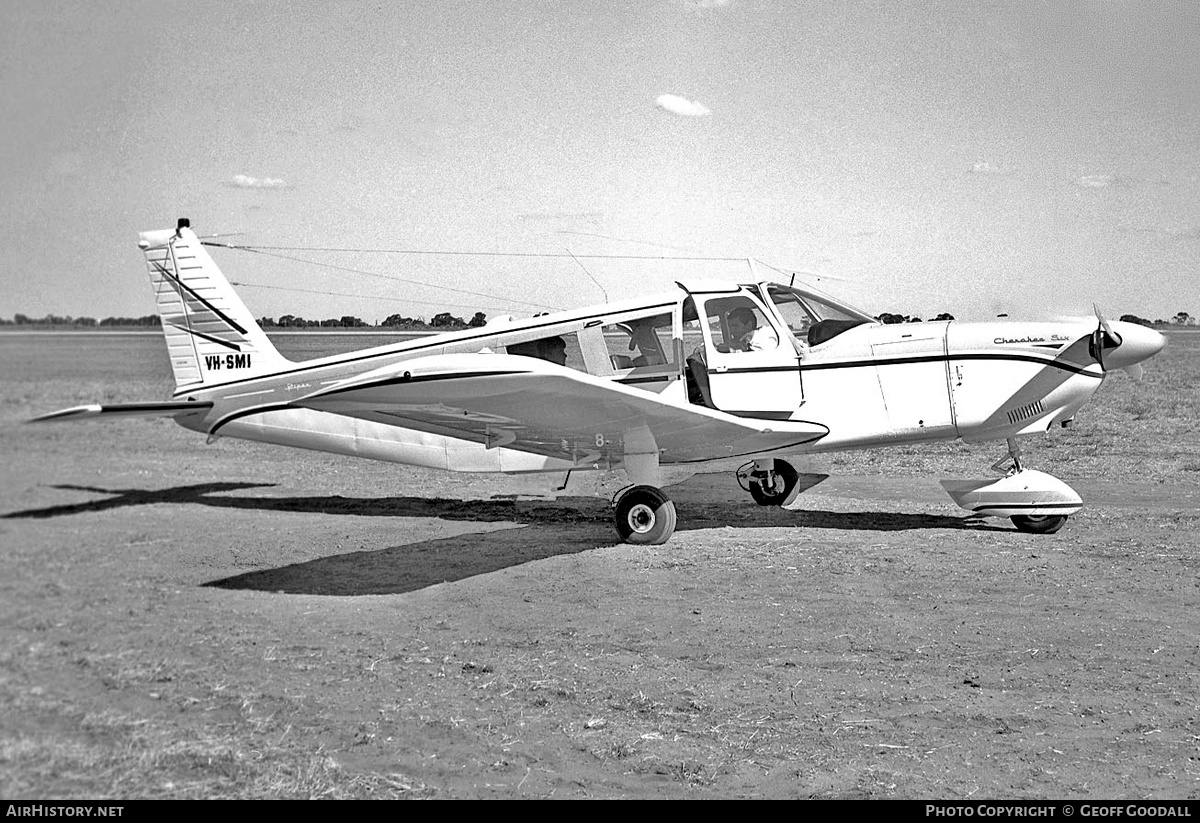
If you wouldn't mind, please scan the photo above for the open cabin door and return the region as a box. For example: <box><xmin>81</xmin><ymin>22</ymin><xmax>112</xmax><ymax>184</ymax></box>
<box><xmin>678</xmin><ymin>284</ymin><xmax>803</xmax><ymax>418</ymax></box>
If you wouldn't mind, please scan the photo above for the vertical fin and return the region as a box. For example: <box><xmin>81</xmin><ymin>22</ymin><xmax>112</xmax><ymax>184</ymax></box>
<box><xmin>138</xmin><ymin>220</ymin><xmax>289</xmax><ymax>390</ymax></box>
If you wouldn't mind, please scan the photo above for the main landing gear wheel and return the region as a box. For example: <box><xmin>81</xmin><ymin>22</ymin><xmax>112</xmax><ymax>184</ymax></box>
<box><xmin>613</xmin><ymin>485</ymin><xmax>677</xmax><ymax>545</ymax></box>
<box><xmin>1010</xmin><ymin>514</ymin><xmax>1068</xmax><ymax>535</ymax></box>
<box><xmin>749</xmin><ymin>461</ymin><xmax>800</xmax><ymax>507</ymax></box>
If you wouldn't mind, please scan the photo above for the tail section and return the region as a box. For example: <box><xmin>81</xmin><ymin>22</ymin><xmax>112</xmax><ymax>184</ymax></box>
<box><xmin>138</xmin><ymin>219</ymin><xmax>290</xmax><ymax>391</ymax></box>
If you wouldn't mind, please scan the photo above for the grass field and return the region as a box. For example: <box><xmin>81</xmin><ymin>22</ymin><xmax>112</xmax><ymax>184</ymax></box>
<box><xmin>1</xmin><ymin>330</ymin><xmax>1197</xmax><ymax>799</ymax></box>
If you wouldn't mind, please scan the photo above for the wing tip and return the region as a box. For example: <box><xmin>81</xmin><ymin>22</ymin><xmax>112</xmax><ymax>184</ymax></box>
<box><xmin>27</xmin><ymin>405</ymin><xmax>104</xmax><ymax>423</ymax></box>
<box><xmin>27</xmin><ymin>401</ymin><xmax>213</xmax><ymax>423</ymax></box>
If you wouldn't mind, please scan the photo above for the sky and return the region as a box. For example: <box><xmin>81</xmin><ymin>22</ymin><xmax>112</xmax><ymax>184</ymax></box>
<box><xmin>2</xmin><ymin>0</ymin><xmax>1198</xmax><ymax>323</ymax></box>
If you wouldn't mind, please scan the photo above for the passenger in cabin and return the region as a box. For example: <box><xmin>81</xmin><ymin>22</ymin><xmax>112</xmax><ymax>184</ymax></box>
<box><xmin>726</xmin><ymin>307</ymin><xmax>778</xmax><ymax>352</ymax></box>
<box><xmin>539</xmin><ymin>336</ymin><xmax>568</xmax><ymax>366</ymax></box>
<box><xmin>507</xmin><ymin>336</ymin><xmax>568</xmax><ymax>366</ymax></box>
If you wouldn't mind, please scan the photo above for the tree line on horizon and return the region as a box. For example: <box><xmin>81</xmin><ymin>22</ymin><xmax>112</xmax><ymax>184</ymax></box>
<box><xmin>3</xmin><ymin>310</ymin><xmax>1196</xmax><ymax>329</ymax></box>
<box><xmin>0</xmin><ymin>310</ymin><xmax>491</xmax><ymax>330</ymax></box>
<box><xmin>260</xmin><ymin>311</ymin><xmax>489</xmax><ymax>330</ymax></box>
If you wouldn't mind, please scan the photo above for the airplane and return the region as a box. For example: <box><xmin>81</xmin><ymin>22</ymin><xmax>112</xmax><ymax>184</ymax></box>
<box><xmin>31</xmin><ymin>218</ymin><xmax>1166</xmax><ymax>545</ymax></box>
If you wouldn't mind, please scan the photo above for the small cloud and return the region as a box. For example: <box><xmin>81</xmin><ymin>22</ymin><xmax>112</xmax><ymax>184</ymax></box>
<box><xmin>969</xmin><ymin>161</ymin><xmax>1004</xmax><ymax>175</ymax></box>
<box><xmin>655</xmin><ymin>94</ymin><xmax>711</xmax><ymax>117</ymax></box>
<box><xmin>229</xmin><ymin>174</ymin><xmax>288</xmax><ymax>189</ymax></box>
<box><xmin>1077</xmin><ymin>173</ymin><xmax>1115</xmax><ymax>188</ymax></box>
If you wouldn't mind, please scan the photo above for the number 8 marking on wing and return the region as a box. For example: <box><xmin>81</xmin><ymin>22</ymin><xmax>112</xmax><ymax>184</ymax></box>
<box><xmin>595</xmin><ymin>433</ymin><xmax>607</xmax><ymax>448</ymax></box>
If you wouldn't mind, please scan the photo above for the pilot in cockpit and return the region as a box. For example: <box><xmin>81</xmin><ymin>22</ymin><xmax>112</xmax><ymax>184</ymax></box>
<box><xmin>725</xmin><ymin>307</ymin><xmax>778</xmax><ymax>352</ymax></box>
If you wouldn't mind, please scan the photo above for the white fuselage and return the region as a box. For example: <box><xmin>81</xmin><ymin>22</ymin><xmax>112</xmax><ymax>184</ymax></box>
<box><xmin>175</xmin><ymin>281</ymin><xmax>1154</xmax><ymax>478</ymax></box>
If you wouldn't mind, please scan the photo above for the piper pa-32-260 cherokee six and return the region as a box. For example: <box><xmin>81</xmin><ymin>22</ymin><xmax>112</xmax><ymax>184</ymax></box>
<box><xmin>33</xmin><ymin>219</ymin><xmax>1165</xmax><ymax>544</ymax></box>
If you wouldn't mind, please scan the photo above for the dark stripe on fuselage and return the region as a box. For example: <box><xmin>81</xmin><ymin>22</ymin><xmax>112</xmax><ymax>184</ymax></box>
<box><xmin>791</xmin><ymin>351</ymin><xmax>1102</xmax><ymax>378</ymax></box>
<box><xmin>180</xmin><ymin>317</ymin><xmax>1100</xmax><ymax>402</ymax></box>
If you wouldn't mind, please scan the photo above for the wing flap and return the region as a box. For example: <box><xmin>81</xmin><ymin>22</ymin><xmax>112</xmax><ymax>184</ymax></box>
<box><xmin>296</xmin><ymin>353</ymin><xmax>827</xmax><ymax>465</ymax></box>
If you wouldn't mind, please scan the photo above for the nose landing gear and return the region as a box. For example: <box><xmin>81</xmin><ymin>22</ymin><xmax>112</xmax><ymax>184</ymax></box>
<box><xmin>941</xmin><ymin>438</ymin><xmax>1081</xmax><ymax>534</ymax></box>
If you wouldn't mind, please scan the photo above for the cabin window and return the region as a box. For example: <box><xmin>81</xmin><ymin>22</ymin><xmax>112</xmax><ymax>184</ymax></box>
<box><xmin>601</xmin><ymin>312</ymin><xmax>675</xmax><ymax>371</ymax></box>
<box><xmin>505</xmin><ymin>332</ymin><xmax>585</xmax><ymax>371</ymax></box>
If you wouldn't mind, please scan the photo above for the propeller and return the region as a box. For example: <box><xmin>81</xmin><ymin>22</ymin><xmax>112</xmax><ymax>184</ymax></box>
<box><xmin>1090</xmin><ymin>305</ymin><xmax>1162</xmax><ymax>380</ymax></box>
<box><xmin>1090</xmin><ymin>305</ymin><xmax>1122</xmax><ymax>371</ymax></box>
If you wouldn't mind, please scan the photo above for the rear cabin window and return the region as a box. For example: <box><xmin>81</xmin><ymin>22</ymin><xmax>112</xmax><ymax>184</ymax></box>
<box><xmin>504</xmin><ymin>332</ymin><xmax>585</xmax><ymax>371</ymax></box>
<box><xmin>601</xmin><ymin>312</ymin><xmax>675</xmax><ymax>371</ymax></box>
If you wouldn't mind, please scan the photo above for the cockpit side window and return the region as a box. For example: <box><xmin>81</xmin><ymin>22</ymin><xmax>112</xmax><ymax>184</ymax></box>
<box><xmin>763</xmin><ymin>289</ymin><xmax>816</xmax><ymax>354</ymax></box>
<box><xmin>766</xmin><ymin>284</ymin><xmax>873</xmax><ymax>347</ymax></box>
<box><xmin>686</xmin><ymin>296</ymin><xmax>780</xmax><ymax>354</ymax></box>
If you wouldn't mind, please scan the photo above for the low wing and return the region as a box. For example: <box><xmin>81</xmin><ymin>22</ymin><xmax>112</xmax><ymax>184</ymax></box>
<box><xmin>294</xmin><ymin>353</ymin><xmax>827</xmax><ymax>467</ymax></box>
<box><xmin>29</xmin><ymin>401</ymin><xmax>214</xmax><ymax>423</ymax></box>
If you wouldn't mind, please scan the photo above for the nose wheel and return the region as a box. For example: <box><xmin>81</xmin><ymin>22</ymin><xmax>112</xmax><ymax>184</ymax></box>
<box><xmin>1010</xmin><ymin>514</ymin><xmax>1068</xmax><ymax>534</ymax></box>
<box><xmin>613</xmin><ymin>485</ymin><xmax>677</xmax><ymax>545</ymax></box>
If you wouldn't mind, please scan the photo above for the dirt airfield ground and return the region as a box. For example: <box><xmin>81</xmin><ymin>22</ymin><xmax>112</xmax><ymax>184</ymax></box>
<box><xmin>1</xmin><ymin>331</ymin><xmax>1198</xmax><ymax>799</ymax></box>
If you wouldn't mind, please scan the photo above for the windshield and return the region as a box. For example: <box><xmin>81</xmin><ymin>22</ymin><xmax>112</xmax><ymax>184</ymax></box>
<box><xmin>762</xmin><ymin>284</ymin><xmax>875</xmax><ymax>347</ymax></box>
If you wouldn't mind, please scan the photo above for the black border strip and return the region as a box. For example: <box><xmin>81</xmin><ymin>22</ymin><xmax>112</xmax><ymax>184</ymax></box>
<box><xmin>167</xmin><ymin>322</ymin><xmax>242</xmax><ymax>352</ymax></box>
<box><xmin>972</xmin><ymin>502</ymin><xmax>1080</xmax><ymax>512</ymax></box>
<box><xmin>153</xmin><ymin>259</ymin><xmax>248</xmax><ymax>335</ymax></box>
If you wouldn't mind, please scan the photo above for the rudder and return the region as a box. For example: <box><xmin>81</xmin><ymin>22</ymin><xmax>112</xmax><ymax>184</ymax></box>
<box><xmin>138</xmin><ymin>219</ymin><xmax>290</xmax><ymax>391</ymax></box>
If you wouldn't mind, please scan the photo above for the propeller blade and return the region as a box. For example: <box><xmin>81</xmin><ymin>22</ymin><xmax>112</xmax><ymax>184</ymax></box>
<box><xmin>1090</xmin><ymin>305</ymin><xmax>1123</xmax><ymax>370</ymax></box>
<box><xmin>1122</xmin><ymin>363</ymin><xmax>1145</xmax><ymax>381</ymax></box>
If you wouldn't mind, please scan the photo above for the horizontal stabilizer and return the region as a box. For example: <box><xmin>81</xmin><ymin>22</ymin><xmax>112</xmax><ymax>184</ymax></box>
<box><xmin>28</xmin><ymin>401</ymin><xmax>213</xmax><ymax>423</ymax></box>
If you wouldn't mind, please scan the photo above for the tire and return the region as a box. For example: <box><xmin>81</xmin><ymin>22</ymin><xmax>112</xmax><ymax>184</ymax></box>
<box><xmin>614</xmin><ymin>486</ymin><xmax>677</xmax><ymax>545</ymax></box>
<box><xmin>1010</xmin><ymin>514</ymin><xmax>1068</xmax><ymax>534</ymax></box>
<box><xmin>748</xmin><ymin>461</ymin><xmax>800</xmax><ymax>507</ymax></box>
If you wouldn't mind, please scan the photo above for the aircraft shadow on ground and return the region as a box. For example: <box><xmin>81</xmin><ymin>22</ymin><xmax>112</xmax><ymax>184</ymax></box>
<box><xmin>3</xmin><ymin>480</ymin><xmax>1003</xmax><ymax>596</ymax></box>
